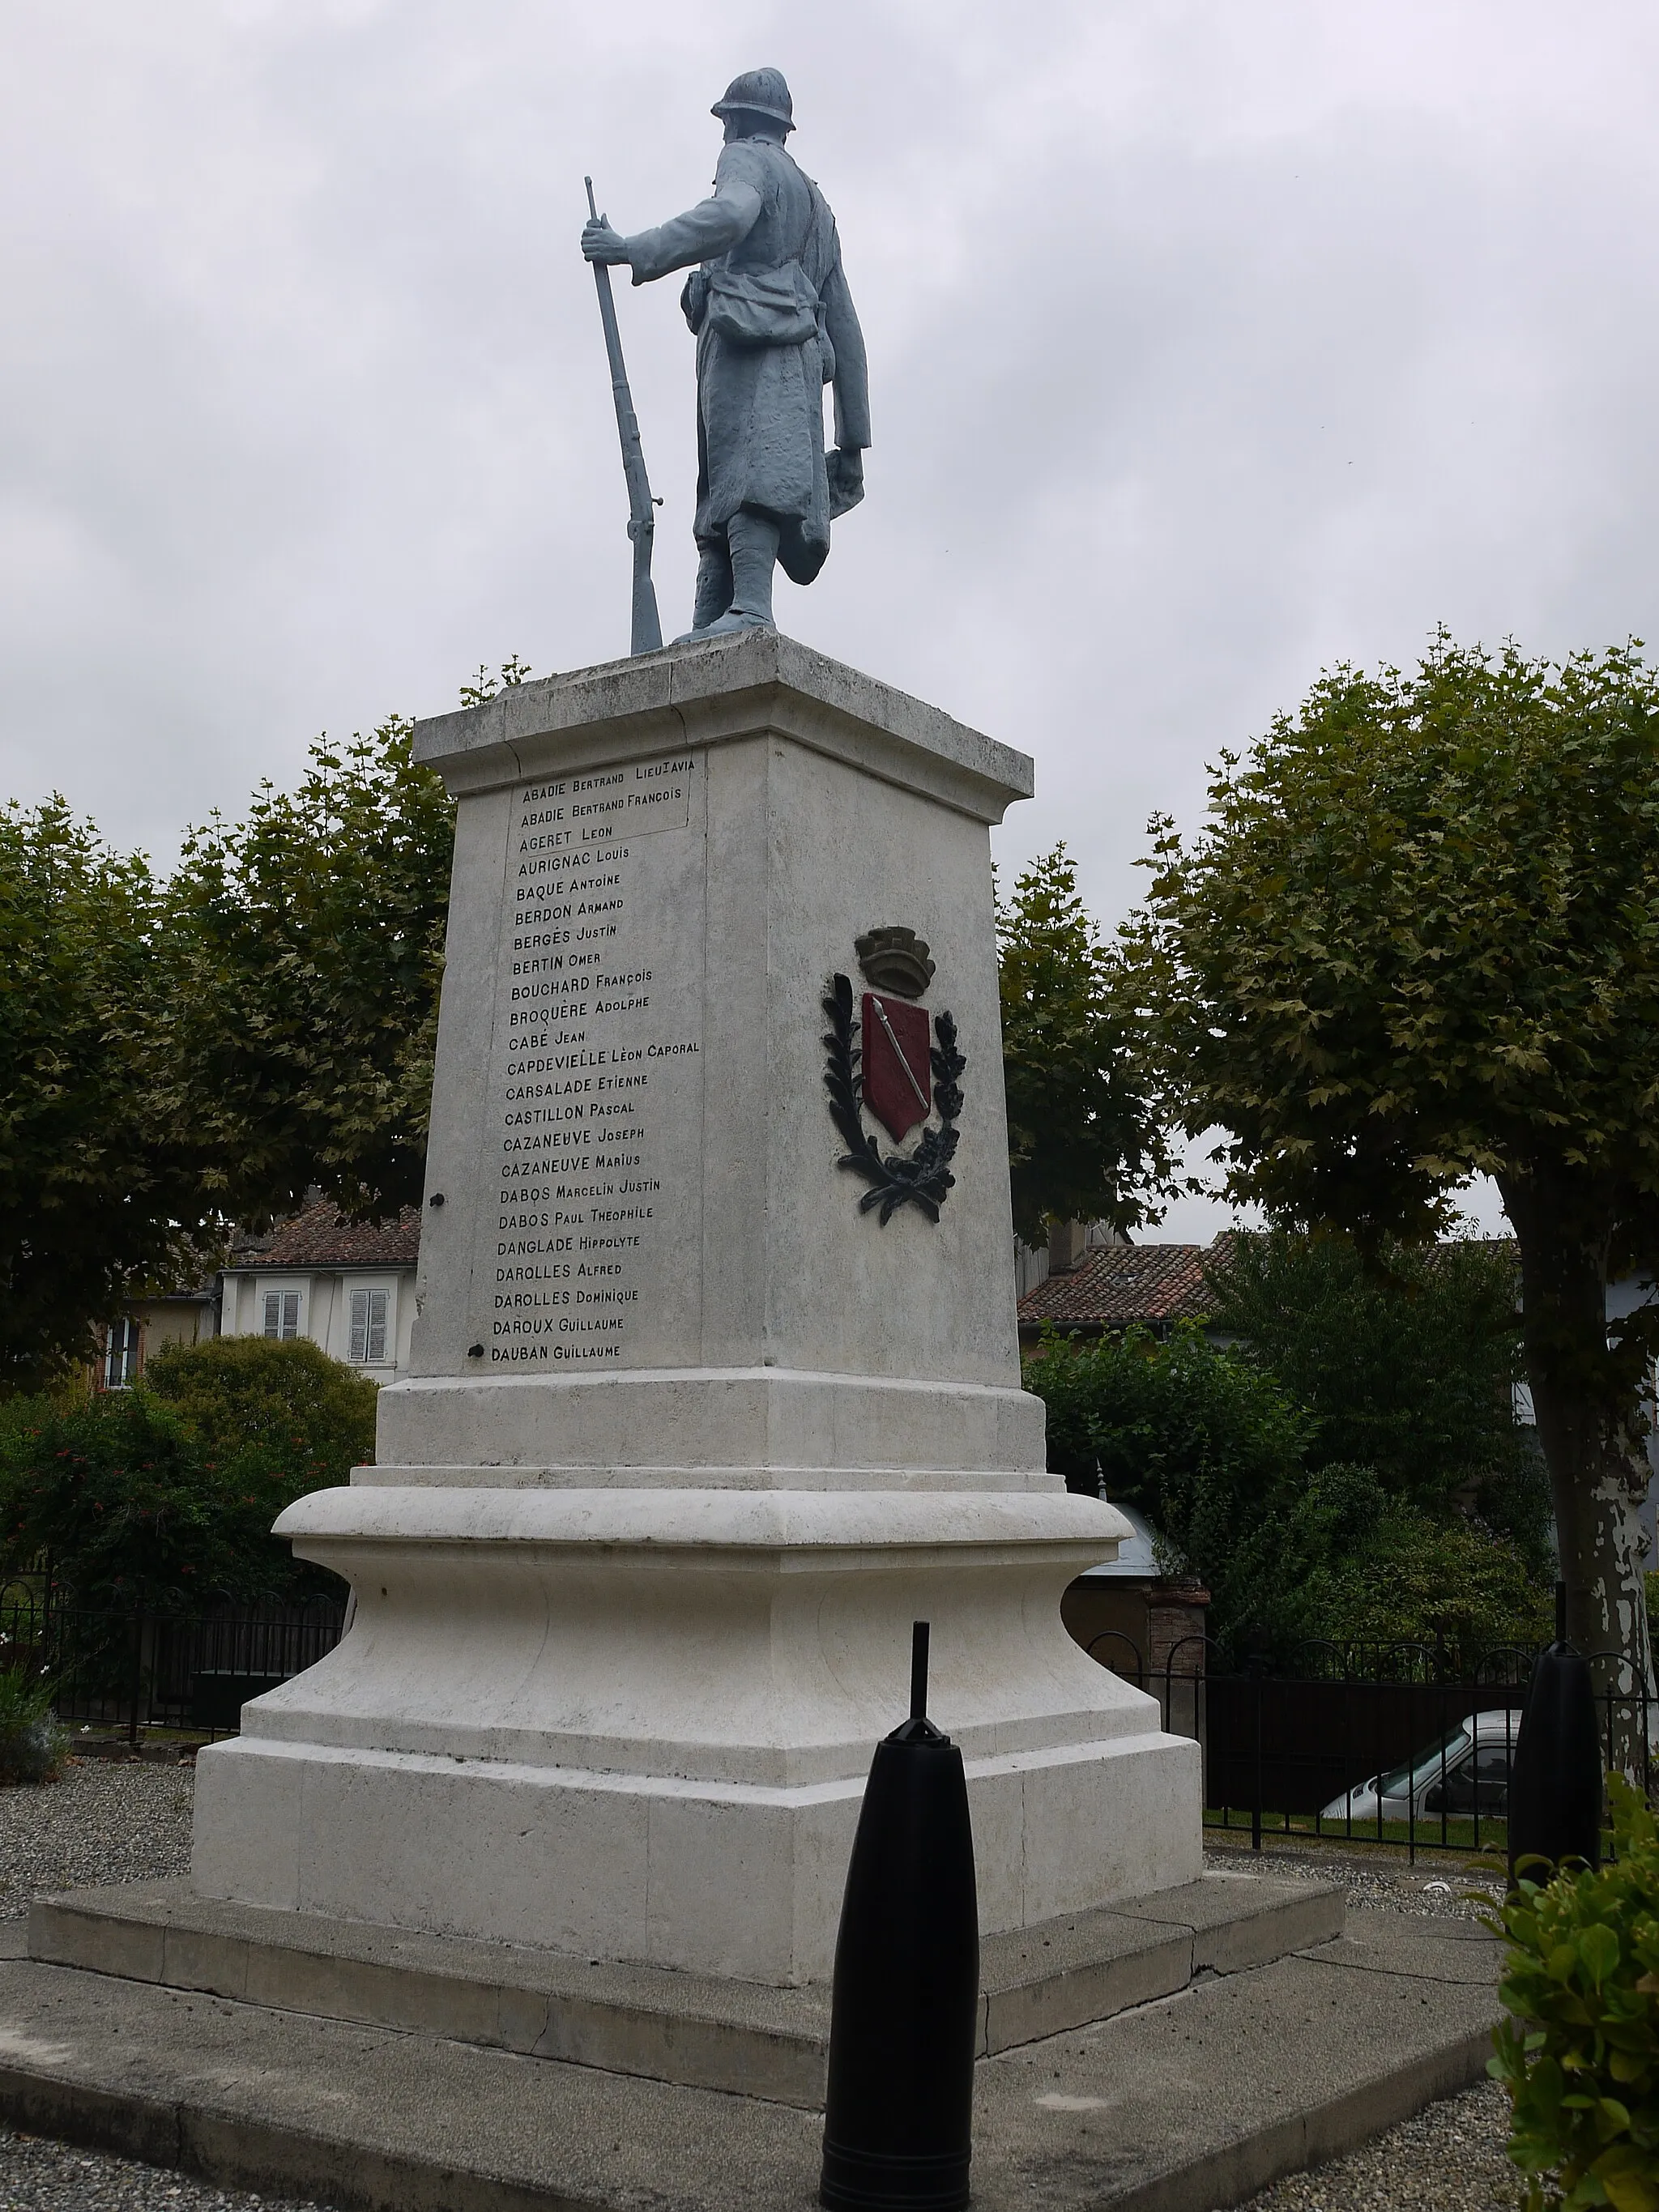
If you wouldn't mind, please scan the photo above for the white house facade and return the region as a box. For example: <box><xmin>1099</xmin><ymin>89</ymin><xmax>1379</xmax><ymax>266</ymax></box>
<box><xmin>220</xmin><ymin>1200</ymin><xmax>421</xmax><ymax>1384</ymax></box>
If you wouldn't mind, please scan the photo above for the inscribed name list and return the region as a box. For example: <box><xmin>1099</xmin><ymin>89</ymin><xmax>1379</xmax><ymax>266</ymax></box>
<box><xmin>471</xmin><ymin>751</ymin><xmax>706</xmax><ymax>1368</ymax></box>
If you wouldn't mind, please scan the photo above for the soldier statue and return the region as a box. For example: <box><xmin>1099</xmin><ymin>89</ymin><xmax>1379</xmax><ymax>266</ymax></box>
<box><xmin>582</xmin><ymin>68</ymin><xmax>870</xmax><ymax>641</ymax></box>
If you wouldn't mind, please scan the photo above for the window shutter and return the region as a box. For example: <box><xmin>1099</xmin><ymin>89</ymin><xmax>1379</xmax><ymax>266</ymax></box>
<box><xmin>350</xmin><ymin>1289</ymin><xmax>390</xmax><ymax>1363</ymax></box>
<box><xmin>263</xmin><ymin>1292</ymin><xmax>281</xmax><ymax>1339</ymax></box>
<box><xmin>104</xmin><ymin>1317</ymin><xmax>139</xmax><ymax>1387</ymax></box>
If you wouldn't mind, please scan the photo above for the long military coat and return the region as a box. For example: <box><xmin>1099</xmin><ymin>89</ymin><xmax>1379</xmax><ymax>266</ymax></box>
<box><xmin>627</xmin><ymin>139</ymin><xmax>869</xmax><ymax>585</ymax></box>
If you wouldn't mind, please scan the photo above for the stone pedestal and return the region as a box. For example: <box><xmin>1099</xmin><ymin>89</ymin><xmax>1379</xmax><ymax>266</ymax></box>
<box><xmin>192</xmin><ymin>632</ymin><xmax>1201</xmax><ymax>1983</ymax></box>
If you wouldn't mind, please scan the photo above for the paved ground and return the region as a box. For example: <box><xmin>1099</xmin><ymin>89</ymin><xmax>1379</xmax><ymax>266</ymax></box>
<box><xmin>0</xmin><ymin>1765</ymin><xmax>1519</xmax><ymax>2210</ymax></box>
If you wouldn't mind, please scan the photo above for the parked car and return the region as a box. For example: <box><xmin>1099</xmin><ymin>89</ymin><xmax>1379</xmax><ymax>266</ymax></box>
<box><xmin>1320</xmin><ymin>1707</ymin><xmax>1525</xmax><ymax>1826</ymax></box>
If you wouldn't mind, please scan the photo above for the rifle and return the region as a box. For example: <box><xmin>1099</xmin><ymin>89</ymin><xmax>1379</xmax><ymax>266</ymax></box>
<box><xmin>585</xmin><ymin>177</ymin><xmax>663</xmax><ymax>655</ymax></box>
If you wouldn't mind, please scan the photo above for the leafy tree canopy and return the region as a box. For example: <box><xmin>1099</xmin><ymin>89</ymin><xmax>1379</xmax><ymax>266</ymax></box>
<box><xmin>0</xmin><ymin>800</ymin><xmax>215</xmax><ymax>1394</ymax></box>
<box><xmin>1296</xmin><ymin>1502</ymin><xmax>1549</xmax><ymax>1663</ymax></box>
<box><xmin>1205</xmin><ymin>1228</ymin><xmax>1551</xmax><ymax>1573</ymax></box>
<box><xmin>1026</xmin><ymin>1321</ymin><xmax>1313</xmax><ymax>1643</ymax></box>
<box><xmin>1026</xmin><ymin>1323</ymin><xmax>1546</xmax><ymax>1664</ymax></box>
<box><xmin>1126</xmin><ymin>635</ymin><xmax>1659</xmax><ymax>1669</ymax></box>
<box><xmin>154</xmin><ymin>716</ymin><xmax>454</xmax><ymax>1225</ymax></box>
<box><xmin>0</xmin><ymin>658</ymin><xmax>530</xmax><ymax>1389</ymax></box>
<box><xmin>997</xmin><ymin>845</ymin><xmax>1173</xmax><ymax>1247</ymax></box>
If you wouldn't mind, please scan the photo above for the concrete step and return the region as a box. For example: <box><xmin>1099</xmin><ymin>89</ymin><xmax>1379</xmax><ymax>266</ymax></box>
<box><xmin>27</xmin><ymin>1869</ymin><xmax>1343</xmax><ymax>2108</ymax></box>
<box><xmin>0</xmin><ymin>1904</ymin><xmax>1502</xmax><ymax>2212</ymax></box>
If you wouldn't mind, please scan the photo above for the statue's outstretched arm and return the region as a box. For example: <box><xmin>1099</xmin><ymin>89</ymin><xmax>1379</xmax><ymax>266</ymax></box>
<box><xmin>601</xmin><ymin>181</ymin><xmax>763</xmax><ymax>288</ymax></box>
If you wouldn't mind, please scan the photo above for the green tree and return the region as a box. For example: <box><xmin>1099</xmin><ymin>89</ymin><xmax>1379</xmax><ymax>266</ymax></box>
<box><xmin>997</xmin><ymin>845</ymin><xmax>1172</xmax><ymax>1247</ymax></box>
<box><xmin>1026</xmin><ymin>1322</ymin><xmax>1319</xmax><ymax>1648</ymax></box>
<box><xmin>0</xmin><ymin>800</ymin><xmax>215</xmax><ymax>1394</ymax></box>
<box><xmin>1129</xmin><ymin>635</ymin><xmax>1659</xmax><ymax>1681</ymax></box>
<box><xmin>1027</xmin><ymin>1323</ymin><xmax>1547</xmax><ymax>1663</ymax></box>
<box><xmin>1205</xmin><ymin>1228</ymin><xmax>1551</xmax><ymax>1571</ymax></box>
<box><xmin>154</xmin><ymin>717</ymin><xmax>455</xmax><ymax>1225</ymax></box>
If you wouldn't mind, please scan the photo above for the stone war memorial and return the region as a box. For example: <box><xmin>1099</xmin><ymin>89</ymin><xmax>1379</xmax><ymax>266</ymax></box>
<box><xmin>190</xmin><ymin>622</ymin><xmax>1201</xmax><ymax>1975</ymax></box>
<box><xmin>186</xmin><ymin>66</ymin><xmax>1202</xmax><ymax>1977</ymax></box>
<box><xmin>11</xmin><ymin>68</ymin><xmax>1502</xmax><ymax>2212</ymax></box>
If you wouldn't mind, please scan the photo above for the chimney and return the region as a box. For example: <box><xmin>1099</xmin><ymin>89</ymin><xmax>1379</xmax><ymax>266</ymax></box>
<box><xmin>1047</xmin><ymin>1219</ymin><xmax>1087</xmax><ymax>1275</ymax></box>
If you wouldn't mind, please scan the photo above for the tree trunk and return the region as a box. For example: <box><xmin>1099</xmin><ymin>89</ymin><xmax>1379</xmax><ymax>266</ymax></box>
<box><xmin>1499</xmin><ymin>1169</ymin><xmax>1656</xmax><ymax>1767</ymax></box>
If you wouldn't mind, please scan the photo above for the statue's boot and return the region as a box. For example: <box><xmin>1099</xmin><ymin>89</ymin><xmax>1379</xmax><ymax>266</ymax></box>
<box><xmin>689</xmin><ymin>541</ymin><xmax>732</xmax><ymax>629</ymax></box>
<box><xmin>676</xmin><ymin>512</ymin><xmax>778</xmax><ymax>641</ymax></box>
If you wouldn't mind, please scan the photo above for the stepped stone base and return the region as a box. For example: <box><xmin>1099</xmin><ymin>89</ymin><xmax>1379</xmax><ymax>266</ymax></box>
<box><xmin>30</xmin><ymin>1869</ymin><xmax>1344</xmax><ymax>2108</ymax></box>
<box><xmin>1</xmin><ymin>1889</ymin><xmax>1503</xmax><ymax>2212</ymax></box>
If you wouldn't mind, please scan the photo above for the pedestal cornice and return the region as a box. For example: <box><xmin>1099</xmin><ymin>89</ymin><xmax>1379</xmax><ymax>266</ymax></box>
<box><xmin>411</xmin><ymin>630</ymin><xmax>1034</xmax><ymax>826</ymax></box>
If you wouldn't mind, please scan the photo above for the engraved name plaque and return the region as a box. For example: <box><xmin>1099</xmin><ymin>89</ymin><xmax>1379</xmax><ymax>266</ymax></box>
<box><xmin>468</xmin><ymin>749</ymin><xmax>706</xmax><ymax>1370</ymax></box>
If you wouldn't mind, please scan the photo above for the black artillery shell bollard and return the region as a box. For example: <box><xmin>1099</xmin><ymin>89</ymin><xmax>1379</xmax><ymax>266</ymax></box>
<box><xmin>1508</xmin><ymin>1581</ymin><xmax>1603</xmax><ymax>1886</ymax></box>
<box><xmin>820</xmin><ymin>1622</ymin><xmax>979</xmax><ymax>2212</ymax></box>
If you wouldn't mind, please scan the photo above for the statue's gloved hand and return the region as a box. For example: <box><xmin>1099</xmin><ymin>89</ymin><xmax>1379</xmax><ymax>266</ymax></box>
<box><xmin>582</xmin><ymin>219</ymin><xmax>631</xmax><ymax>266</ymax></box>
<box><xmin>826</xmin><ymin>447</ymin><xmax>865</xmax><ymax>519</ymax></box>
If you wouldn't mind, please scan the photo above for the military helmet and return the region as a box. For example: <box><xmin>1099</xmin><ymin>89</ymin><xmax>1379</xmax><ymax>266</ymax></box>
<box><xmin>711</xmin><ymin>67</ymin><xmax>795</xmax><ymax>133</ymax></box>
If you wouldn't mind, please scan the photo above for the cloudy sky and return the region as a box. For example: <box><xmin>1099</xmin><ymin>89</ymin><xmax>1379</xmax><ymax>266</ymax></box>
<box><xmin>4</xmin><ymin>1</ymin><xmax>1655</xmax><ymax>1234</ymax></box>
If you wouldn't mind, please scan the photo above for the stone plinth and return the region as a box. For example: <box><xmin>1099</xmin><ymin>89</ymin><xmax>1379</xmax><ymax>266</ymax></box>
<box><xmin>192</xmin><ymin>632</ymin><xmax>1202</xmax><ymax>1982</ymax></box>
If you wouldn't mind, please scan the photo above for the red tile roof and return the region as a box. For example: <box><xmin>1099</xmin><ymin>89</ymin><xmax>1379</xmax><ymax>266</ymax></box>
<box><xmin>232</xmin><ymin>1200</ymin><xmax>421</xmax><ymax>1271</ymax></box>
<box><xmin>1017</xmin><ymin>1241</ymin><xmax>1221</xmax><ymax>1332</ymax></box>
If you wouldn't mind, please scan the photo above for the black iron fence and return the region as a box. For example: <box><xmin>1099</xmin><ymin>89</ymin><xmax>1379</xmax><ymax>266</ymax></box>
<box><xmin>0</xmin><ymin>1589</ymin><xmax>345</xmax><ymax>1745</ymax></box>
<box><xmin>1091</xmin><ymin>1630</ymin><xmax>1656</xmax><ymax>1861</ymax></box>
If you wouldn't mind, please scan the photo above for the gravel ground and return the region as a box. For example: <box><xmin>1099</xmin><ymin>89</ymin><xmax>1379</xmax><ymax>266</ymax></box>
<box><xmin>1205</xmin><ymin>1840</ymin><xmax>1509</xmax><ymax>1922</ymax></box>
<box><xmin>0</xmin><ymin>1759</ymin><xmax>194</xmax><ymax>1922</ymax></box>
<box><xmin>1239</xmin><ymin>2080</ymin><xmax>1520</xmax><ymax>2210</ymax></box>
<box><xmin>0</xmin><ymin>1773</ymin><xmax>1524</xmax><ymax>2209</ymax></box>
<box><xmin>0</xmin><ymin>2132</ymin><xmax>328</xmax><ymax>2212</ymax></box>
<box><xmin>2</xmin><ymin>1758</ymin><xmax>333</xmax><ymax>2208</ymax></box>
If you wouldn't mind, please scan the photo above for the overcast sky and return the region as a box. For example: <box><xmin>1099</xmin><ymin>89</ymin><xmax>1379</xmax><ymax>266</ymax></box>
<box><xmin>5</xmin><ymin>1</ymin><xmax>1655</xmax><ymax>1238</ymax></box>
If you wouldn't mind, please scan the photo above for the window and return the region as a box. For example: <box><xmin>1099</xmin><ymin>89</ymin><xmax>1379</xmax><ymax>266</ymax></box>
<box><xmin>349</xmin><ymin>1288</ymin><xmax>390</xmax><ymax>1365</ymax></box>
<box><xmin>262</xmin><ymin>1290</ymin><xmax>301</xmax><ymax>1340</ymax></box>
<box><xmin>104</xmin><ymin>1315</ymin><xmax>140</xmax><ymax>1388</ymax></box>
<box><xmin>1439</xmin><ymin>1742</ymin><xmax>1515</xmax><ymax>1816</ymax></box>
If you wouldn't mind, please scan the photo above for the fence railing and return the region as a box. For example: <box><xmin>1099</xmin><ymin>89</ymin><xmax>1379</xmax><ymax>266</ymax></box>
<box><xmin>1091</xmin><ymin>1630</ymin><xmax>1654</xmax><ymax>1861</ymax></box>
<box><xmin>0</xmin><ymin>1592</ymin><xmax>346</xmax><ymax>1745</ymax></box>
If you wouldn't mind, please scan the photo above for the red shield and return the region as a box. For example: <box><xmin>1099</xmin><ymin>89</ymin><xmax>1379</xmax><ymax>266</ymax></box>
<box><xmin>861</xmin><ymin>993</ymin><xmax>932</xmax><ymax>1141</ymax></box>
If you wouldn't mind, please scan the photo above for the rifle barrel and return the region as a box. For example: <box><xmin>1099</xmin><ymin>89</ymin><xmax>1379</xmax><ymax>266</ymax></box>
<box><xmin>583</xmin><ymin>176</ymin><xmax>663</xmax><ymax>655</ymax></box>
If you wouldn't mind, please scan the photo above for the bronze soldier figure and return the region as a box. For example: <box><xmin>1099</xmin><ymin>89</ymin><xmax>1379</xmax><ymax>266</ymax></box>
<box><xmin>582</xmin><ymin>69</ymin><xmax>870</xmax><ymax>641</ymax></box>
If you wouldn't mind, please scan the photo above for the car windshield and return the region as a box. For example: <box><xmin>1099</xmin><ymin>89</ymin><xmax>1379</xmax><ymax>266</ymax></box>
<box><xmin>1375</xmin><ymin>1724</ymin><xmax>1471</xmax><ymax>1800</ymax></box>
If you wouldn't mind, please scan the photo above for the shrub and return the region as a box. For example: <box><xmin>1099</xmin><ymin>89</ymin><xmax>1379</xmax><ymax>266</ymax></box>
<box><xmin>0</xmin><ymin>1379</ymin><xmax>349</xmax><ymax>1613</ymax></box>
<box><xmin>1489</xmin><ymin>1775</ymin><xmax>1659</xmax><ymax>2210</ymax></box>
<box><xmin>143</xmin><ymin>1336</ymin><xmax>376</xmax><ymax>1490</ymax></box>
<box><xmin>1297</xmin><ymin>1502</ymin><xmax>1553</xmax><ymax>1671</ymax></box>
<box><xmin>0</xmin><ymin>1662</ymin><xmax>65</xmax><ymax>1784</ymax></box>
<box><xmin>1028</xmin><ymin>1319</ymin><xmax>1313</xmax><ymax>1507</ymax></box>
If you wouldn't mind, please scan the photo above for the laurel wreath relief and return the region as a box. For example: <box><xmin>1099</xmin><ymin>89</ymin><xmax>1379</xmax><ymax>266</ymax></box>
<box><xmin>821</xmin><ymin>972</ymin><xmax>966</xmax><ymax>1225</ymax></box>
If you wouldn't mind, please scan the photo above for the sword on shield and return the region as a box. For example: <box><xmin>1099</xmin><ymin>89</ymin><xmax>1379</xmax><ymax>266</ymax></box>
<box><xmin>583</xmin><ymin>177</ymin><xmax>663</xmax><ymax>656</ymax></box>
<box><xmin>868</xmin><ymin>995</ymin><xmax>932</xmax><ymax>1115</ymax></box>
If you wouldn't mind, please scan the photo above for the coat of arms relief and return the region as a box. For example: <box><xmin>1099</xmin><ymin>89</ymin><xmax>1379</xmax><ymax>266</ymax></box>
<box><xmin>822</xmin><ymin>927</ymin><xmax>966</xmax><ymax>1225</ymax></box>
